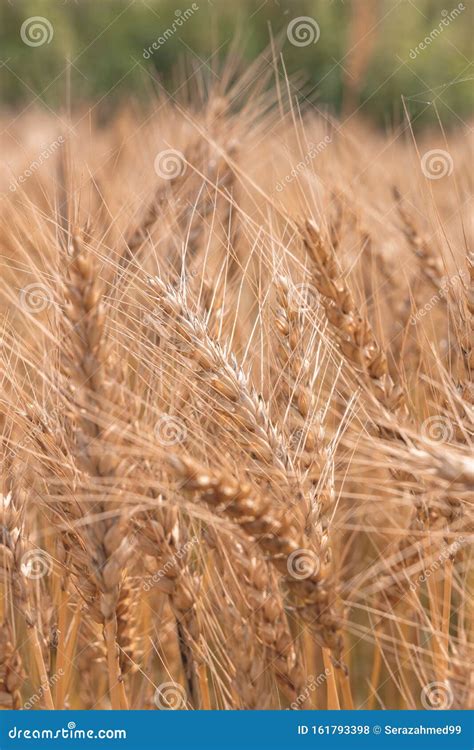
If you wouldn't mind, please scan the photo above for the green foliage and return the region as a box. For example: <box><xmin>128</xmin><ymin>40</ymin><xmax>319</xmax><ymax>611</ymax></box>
<box><xmin>0</xmin><ymin>0</ymin><xmax>471</xmax><ymax>127</ymax></box>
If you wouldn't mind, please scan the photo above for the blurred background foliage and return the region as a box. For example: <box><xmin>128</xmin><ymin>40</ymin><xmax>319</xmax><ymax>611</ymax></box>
<box><xmin>0</xmin><ymin>0</ymin><xmax>472</xmax><ymax>128</ymax></box>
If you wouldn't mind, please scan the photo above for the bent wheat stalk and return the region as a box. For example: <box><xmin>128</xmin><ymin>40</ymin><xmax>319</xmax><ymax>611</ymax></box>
<box><xmin>167</xmin><ymin>454</ymin><xmax>345</xmax><ymax>665</ymax></box>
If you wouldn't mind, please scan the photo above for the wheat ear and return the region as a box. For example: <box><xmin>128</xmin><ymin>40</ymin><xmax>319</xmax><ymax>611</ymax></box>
<box><xmin>0</xmin><ymin>480</ymin><xmax>25</xmax><ymax>710</ymax></box>
<box><xmin>0</xmin><ymin>488</ymin><xmax>53</xmax><ymax>708</ymax></box>
<box><xmin>0</xmin><ymin>621</ymin><xmax>23</xmax><ymax>710</ymax></box>
<box><xmin>301</xmin><ymin>219</ymin><xmax>405</xmax><ymax>415</ymax></box>
<box><xmin>167</xmin><ymin>454</ymin><xmax>344</xmax><ymax>664</ymax></box>
<box><xmin>135</xmin><ymin>500</ymin><xmax>205</xmax><ymax>708</ymax></box>
<box><xmin>148</xmin><ymin>277</ymin><xmax>295</xmax><ymax>486</ymax></box>
<box><xmin>61</xmin><ymin>229</ymin><xmax>133</xmax><ymax>707</ymax></box>
<box><xmin>208</xmin><ymin>529</ymin><xmax>305</xmax><ymax>705</ymax></box>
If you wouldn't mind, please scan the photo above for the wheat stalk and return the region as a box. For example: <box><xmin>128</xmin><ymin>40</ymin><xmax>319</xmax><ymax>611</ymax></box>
<box><xmin>167</xmin><ymin>454</ymin><xmax>344</xmax><ymax>664</ymax></box>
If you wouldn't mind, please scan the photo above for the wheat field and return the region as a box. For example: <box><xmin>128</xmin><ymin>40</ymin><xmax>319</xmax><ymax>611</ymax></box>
<box><xmin>0</xmin><ymin>66</ymin><xmax>472</xmax><ymax>712</ymax></box>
